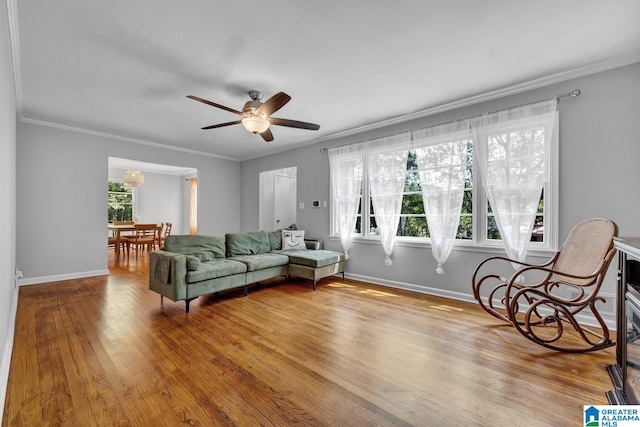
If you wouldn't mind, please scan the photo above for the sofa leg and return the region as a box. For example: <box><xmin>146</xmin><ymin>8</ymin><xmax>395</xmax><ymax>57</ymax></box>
<box><xmin>185</xmin><ymin>298</ymin><xmax>195</xmax><ymax>313</ymax></box>
<box><xmin>313</xmin><ymin>280</ymin><xmax>317</xmax><ymax>291</ymax></box>
<box><xmin>243</xmin><ymin>285</ymin><xmax>248</xmax><ymax>297</ymax></box>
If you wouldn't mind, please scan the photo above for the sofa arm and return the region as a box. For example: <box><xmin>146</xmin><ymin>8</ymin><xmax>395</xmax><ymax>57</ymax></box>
<box><xmin>304</xmin><ymin>239</ymin><xmax>323</xmax><ymax>250</ymax></box>
<box><xmin>149</xmin><ymin>250</ymin><xmax>188</xmax><ymax>302</ymax></box>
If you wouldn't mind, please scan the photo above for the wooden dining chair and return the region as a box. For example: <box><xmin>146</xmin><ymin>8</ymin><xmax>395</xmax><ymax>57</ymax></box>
<box><xmin>107</xmin><ymin>236</ymin><xmax>127</xmax><ymax>253</ymax></box>
<box><xmin>156</xmin><ymin>223</ymin><xmax>164</xmax><ymax>250</ymax></box>
<box><xmin>124</xmin><ymin>223</ymin><xmax>158</xmax><ymax>257</ymax></box>
<box><xmin>160</xmin><ymin>222</ymin><xmax>172</xmax><ymax>247</ymax></box>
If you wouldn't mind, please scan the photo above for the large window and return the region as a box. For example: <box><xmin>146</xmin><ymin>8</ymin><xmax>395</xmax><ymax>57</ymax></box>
<box><xmin>108</xmin><ymin>181</ymin><xmax>134</xmax><ymax>222</ymax></box>
<box><xmin>331</xmin><ymin>104</ymin><xmax>557</xmax><ymax>251</ymax></box>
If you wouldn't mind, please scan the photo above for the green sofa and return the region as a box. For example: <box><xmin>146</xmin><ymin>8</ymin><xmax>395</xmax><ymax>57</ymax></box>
<box><xmin>149</xmin><ymin>231</ymin><xmax>345</xmax><ymax>313</ymax></box>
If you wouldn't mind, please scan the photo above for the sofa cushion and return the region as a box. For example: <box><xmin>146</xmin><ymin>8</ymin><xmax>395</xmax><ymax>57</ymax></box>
<box><xmin>230</xmin><ymin>253</ymin><xmax>290</xmax><ymax>272</ymax></box>
<box><xmin>285</xmin><ymin>250</ymin><xmax>345</xmax><ymax>268</ymax></box>
<box><xmin>226</xmin><ymin>231</ymin><xmax>271</xmax><ymax>256</ymax></box>
<box><xmin>282</xmin><ymin>230</ymin><xmax>306</xmax><ymax>250</ymax></box>
<box><xmin>267</xmin><ymin>225</ymin><xmax>300</xmax><ymax>251</ymax></box>
<box><xmin>186</xmin><ymin>259</ymin><xmax>247</xmax><ymax>283</ymax></box>
<box><xmin>268</xmin><ymin>229</ymin><xmax>283</xmax><ymax>251</ymax></box>
<box><xmin>164</xmin><ymin>235</ymin><xmax>226</xmax><ymax>260</ymax></box>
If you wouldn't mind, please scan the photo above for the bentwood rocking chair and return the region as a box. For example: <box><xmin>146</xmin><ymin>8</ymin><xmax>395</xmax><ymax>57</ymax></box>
<box><xmin>471</xmin><ymin>218</ymin><xmax>618</xmax><ymax>353</ymax></box>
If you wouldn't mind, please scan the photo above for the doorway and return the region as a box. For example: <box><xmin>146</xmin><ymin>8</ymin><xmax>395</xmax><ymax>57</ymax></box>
<box><xmin>259</xmin><ymin>167</ymin><xmax>297</xmax><ymax>231</ymax></box>
<box><xmin>108</xmin><ymin>157</ymin><xmax>197</xmax><ymax>235</ymax></box>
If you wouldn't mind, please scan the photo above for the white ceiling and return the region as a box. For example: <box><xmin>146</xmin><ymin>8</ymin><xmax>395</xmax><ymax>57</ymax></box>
<box><xmin>11</xmin><ymin>1</ymin><xmax>640</xmax><ymax>161</ymax></box>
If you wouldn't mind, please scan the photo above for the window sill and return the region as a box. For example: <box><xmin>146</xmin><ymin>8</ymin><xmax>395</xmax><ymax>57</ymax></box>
<box><xmin>328</xmin><ymin>235</ymin><xmax>557</xmax><ymax>258</ymax></box>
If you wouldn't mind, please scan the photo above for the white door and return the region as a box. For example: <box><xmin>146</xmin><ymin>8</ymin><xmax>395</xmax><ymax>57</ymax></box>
<box><xmin>273</xmin><ymin>174</ymin><xmax>296</xmax><ymax>230</ymax></box>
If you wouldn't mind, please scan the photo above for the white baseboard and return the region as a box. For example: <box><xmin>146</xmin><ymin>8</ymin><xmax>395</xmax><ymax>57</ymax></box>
<box><xmin>343</xmin><ymin>272</ymin><xmax>616</xmax><ymax>330</ymax></box>
<box><xmin>345</xmin><ymin>272</ymin><xmax>482</xmax><ymax>303</ymax></box>
<box><xmin>18</xmin><ymin>269</ymin><xmax>110</xmax><ymax>286</ymax></box>
<box><xmin>0</xmin><ymin>286</ymin><xmax>19</xmax><ymax>422</ymax></box>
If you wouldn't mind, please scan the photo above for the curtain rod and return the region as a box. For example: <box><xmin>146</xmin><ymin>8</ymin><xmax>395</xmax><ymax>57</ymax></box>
<box><xmin>319</xmin><ymin>89</ymin><xmax>581</xmax><ymax>152</ymax></box>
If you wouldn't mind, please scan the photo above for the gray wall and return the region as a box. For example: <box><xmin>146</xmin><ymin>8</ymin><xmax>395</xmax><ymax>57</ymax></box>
<box><xmin>240</xmin><ymin>62</ymin><xmax>640</xmax><ymax>313</ymax></box>
<box><xmin>0</xmin><ymin>3</ymin><xmax>17</xmax><ymax>417</ymax></box>
<box><xmin>16</xmin><ymin>121</ymin><xmax>241</xmax><ymax>283</ymax></box>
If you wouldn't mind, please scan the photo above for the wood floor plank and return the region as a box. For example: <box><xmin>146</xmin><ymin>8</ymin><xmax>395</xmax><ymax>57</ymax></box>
<box><xmin>3</xmin><ymin>250</ymin><xmax>617</xmax><ymax>426</ymax></box>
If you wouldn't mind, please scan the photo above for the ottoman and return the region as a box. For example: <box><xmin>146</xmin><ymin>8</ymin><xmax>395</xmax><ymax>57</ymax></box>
<box><xmin>286</xmin><ymin>250</ymin><xmax>345</xmax><ymax>290</ymax></box>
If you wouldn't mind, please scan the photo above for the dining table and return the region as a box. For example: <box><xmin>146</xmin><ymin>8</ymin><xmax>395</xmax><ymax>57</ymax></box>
<box><xmin>108</xmin><ymin>223</ymin><xmax>136</xmax><ymax>258</ymax></box>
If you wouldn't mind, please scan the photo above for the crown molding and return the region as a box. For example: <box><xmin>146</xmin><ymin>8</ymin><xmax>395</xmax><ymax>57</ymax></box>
<box><xmin>19</xmin><ymin>117</ymin><xmax>240</xmax><ymax>161</ymax></box>
<box><xmin>6</xmin><ymin>0</ymin><xmax>21</xmax><ymax>117</ymax></box>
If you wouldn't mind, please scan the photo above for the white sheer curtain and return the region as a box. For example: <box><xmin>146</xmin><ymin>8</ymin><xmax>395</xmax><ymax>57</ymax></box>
<box><xmin>366</xmin><ymin>132</ymin><xmax>411</xmax><ymax>266</ymax></box>
<box><xmin>413</xmin><ymin>119</ymin><xmax>470</xmax><ymax>274</ymax></box>
<box><xmin>328</xmin><ymin>142</ymin><xmax>365</xmax><ymax>260</ymax></box>
<box><xmin>471</xmin><ymin>99</ymin><xmax>557</xmax><ymax>262</ymax></box>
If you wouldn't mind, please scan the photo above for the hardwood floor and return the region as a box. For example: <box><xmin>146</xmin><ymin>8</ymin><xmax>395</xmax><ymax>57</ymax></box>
<box><xmin>4</xmin><ymin>251</ymin><xmax>616</xmax><ymax>426</ymax></box>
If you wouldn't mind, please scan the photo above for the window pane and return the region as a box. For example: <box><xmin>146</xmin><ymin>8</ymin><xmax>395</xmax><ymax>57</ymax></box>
<box><xmin>465</xmin><ymin>140</ymin><xmax>473</xmax><ymax>189</ymax></box>
<box><xmin>457</xmin><ymin>216</ymin><xmax>473</xmax><ymax>239</ymax></box>
<box><xmin>461</xmin><ymin>189</ymin><xmax>472</xmax><ymax>214</ymax></box>
<box><xmin>369</xmin><ymin>215</ymin><xmax>378</xmax><ymax>234</ymax></box>
<box><xmin>537</xmin><ymin>189</ymin><xmax>544</xmax><ymax>214</ymax></box>
<box><xmin>397</xmin><ymin>216</ymin><xmax>429</xmax><ymax>237</ymax></box>
<box><xmin>401</xmin><ymin>193</ymin><xmax>424</xmax><ymax>215</ymax></box>
<box><xmin>405</xmin><ymin>171</ymin><xmax>421</xmax><ymax>192</ymax></box>
<box><xmin>108</xmin><ymin>181</ymin><xmax>133</xmax><ymax>222</ymax></box>
<box><xmin>486</xmin><ymin>190</ymin><xmax>543</xmax><ymax>241</ymax></box>
<box><xmin>405</xmin><ymin>150</ymin><xmax>420</xmax><ymax>189</ymax></box>
<box><xmin>531</xmin><ymin>215</ymin><xmax>544</xmax><ymax>242</ymax></box>
<box><xmin>487</xmin><ymin>215</ymin><xmax>501</xmax><ymax>240</ymax></box>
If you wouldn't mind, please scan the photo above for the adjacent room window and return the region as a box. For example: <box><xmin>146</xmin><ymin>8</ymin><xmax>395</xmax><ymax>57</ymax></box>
<box><xmin>108</xmin><ymin>181</ymin><xmax>134</xmax><ymax>222</ymax></box>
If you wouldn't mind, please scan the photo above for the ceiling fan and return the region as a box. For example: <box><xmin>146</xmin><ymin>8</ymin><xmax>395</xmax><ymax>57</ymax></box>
<box><xmin>187</xmin><ymin>90</ymin><xmax>320</xmax><ymax>142</ymax></box>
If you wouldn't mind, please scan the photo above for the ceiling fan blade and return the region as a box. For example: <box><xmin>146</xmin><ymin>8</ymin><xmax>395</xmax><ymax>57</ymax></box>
<box><xmin>260</xmin><ymin>128</ymin><xmax>274</xmax><ymax>142</ymax></box>
<box><xmin>256</xmin><ymin>92</ymin><xmax>291</xmax><ymax>118</ymax></box>
<box><xmin>201</xmin><ymin>120</ymin><xmax>242</xmax><ymax>130</ymax></box>
<box><xmin>187</xmin><ymin>95</ymin><xmax>242</xmax><ymax>116</ymax></box>
<box><xmin>269</xmin><ymin>117</ymin><xmax>320</xmax><ymax>131</ymax></box>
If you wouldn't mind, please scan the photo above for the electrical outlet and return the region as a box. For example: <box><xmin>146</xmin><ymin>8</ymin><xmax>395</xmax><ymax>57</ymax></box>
<box><xmin>14</xmin><ymin>268</ymin><xmax>23</xmax><ymax>288</ymax></box>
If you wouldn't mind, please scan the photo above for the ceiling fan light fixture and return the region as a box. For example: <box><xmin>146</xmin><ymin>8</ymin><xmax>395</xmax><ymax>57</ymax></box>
<box><xmin>123</xmin><ymin>170</ymin><xmax>144</xmax><ymax>187</ymax></box>
<box><xmin>242</xmin><ymin>115</ymin><xmax>270</xmax><ymax>134</ymax></box>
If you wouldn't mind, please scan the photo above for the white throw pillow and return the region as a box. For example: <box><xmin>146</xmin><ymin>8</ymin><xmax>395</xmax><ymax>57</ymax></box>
<box><xmin>282</xmin><ymin>230</ymin><xmax>306</xmax><ymax>250</ymax></box>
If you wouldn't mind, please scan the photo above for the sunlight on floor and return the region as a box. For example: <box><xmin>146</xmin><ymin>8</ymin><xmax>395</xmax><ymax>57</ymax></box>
<box><xmin>326</xmin><ymin>282</ymin><xmax>401</xmax><ymax>298</ymax></box>
<box><xmin>429</xmin><ymin>304</ymin><xmax>465</xmax><ymax>312</ymax></box>
<box><xmin>326</xmin><ymin>282</ymin><xmax>357</xmax><ymax>289</ymax></box>
<box><xmin>358</xmin><ymin>289</ymin><xmax>401</xmax><ymax>298</ymax></box>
